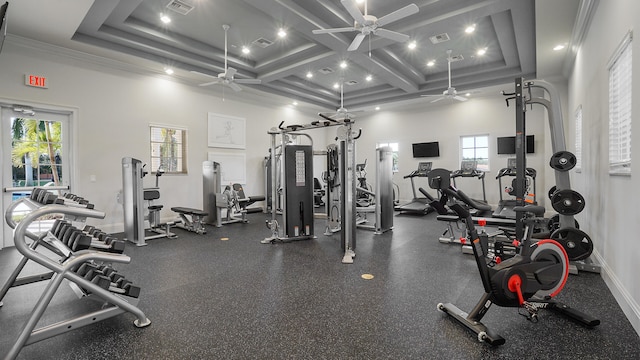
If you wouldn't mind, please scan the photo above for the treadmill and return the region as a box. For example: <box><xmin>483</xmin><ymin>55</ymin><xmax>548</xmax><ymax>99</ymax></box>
<box><xmin>450</xmin><ymin>160</ymin><xmax>490</xmax><ymax>216</ymax></box>
<box><xmin>394</xmin><ymin>162</ymin><xmax>434</xmax><ymax>215</ymax></box>
<box><xmin>492</xmin><ymin>158</ymin><xmax>537</xmax><ymax>219</ymax></box>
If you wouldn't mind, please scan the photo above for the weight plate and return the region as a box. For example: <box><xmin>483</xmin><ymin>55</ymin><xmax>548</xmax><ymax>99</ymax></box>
<box><xmin>548</xmin><ymin>185</ymin><xmax>557</xmax><ymax>200</ymax></box>
<box><xmin>549</xmin><ymin>151</ymin><xmax>577</xmax><ymax>172</ymax></box>
<box><xmin>548</xmin><ymin>214</ymin><xmax>580</xmax><ymax>232</ymax></box>
<box><xmin>551</xmin><ymin>227</ymin><xmax>593</xmax><ymax>261</ymax></box>
<box><xmin>551</xmin><ymin>189</ymin><xmax>585</xmax><ymax>215</ymax></box>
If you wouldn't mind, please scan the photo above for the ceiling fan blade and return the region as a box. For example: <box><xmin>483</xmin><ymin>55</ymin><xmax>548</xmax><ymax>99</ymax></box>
<box><xmin>190</xmin><ymin>70</ymin><xmax>218</xmax><ymax>79</ymax></box>
<box><xmin>199</xmin><ymin>79</ymin><xmax>221</xmax><ymax>86</ymax></box>
<box><xmin>228</xmin><ymin>82</ymin><xmax>242</xmax><ymax>92</ymax></box>
<box><xmin>235</xmin><ymin>79</ymin><xmax>262</xmax><ymax>84</ymax></box>
<box><xmin>454</xmin><ymin>96</ymin><xmax>469</xmax><ymax>102</ymax></box>
<box><xmin>376</xmin><ymin>4</ymin><xmax>419</xmax><ymax>27</ymax></box>
<box><xmin>341</xmin><ymin>0</ymin><xmax>366</xmax><ymax>25</ymax></box>
<box><xmin>430</xmin><ymin>97</ymin><xmax>445</xmax><ymax>103</ymax></box>
<box><xmin>374</xmin><ymin>28</ymin><xmax>410</xmax><ymax>43</ymax></box>
<box><xmin>313</xmin><ymin>27</ymin><xmax>355</xmax><ymax>34</ymax></box>
<box><xmin>347</xmin><ymin>33</ymin><xmax>366</xmax><ymax>51</ymax></box>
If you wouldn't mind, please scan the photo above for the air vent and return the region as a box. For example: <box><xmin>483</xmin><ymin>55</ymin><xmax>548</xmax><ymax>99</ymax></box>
<box><xmin>429</xmin><ymin>33</ymin><xmax>450</xmax><ymax>44</ymax></box>
<box><xmin>252</xmin><ymin>38</ymin><xmax>273</xmax><ymax>48</ymax></box>
<box><xmin>166</xmin><ymin>0</ymin><xmax>194</xmax><ymax>15</ymax></box>
<box><xmin>345</xmin><ymin>80</ymin><xmax>358</xmax><ymax>86</ymax></box>
<box><xmin>318</xmin><ymin>67</ymin><xmax>334</xmax><ymax>74</ymax></box>
<box><xmin>450</xmin><ymin>54</ymin><xmax>464</xmax><ymax>62</ymax></box>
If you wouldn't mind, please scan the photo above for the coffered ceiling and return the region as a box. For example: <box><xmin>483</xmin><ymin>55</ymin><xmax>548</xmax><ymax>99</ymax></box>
<box><xmin>6</xmin><ymin>0</ymin><xmax>582</xmax><ymax>112</ymax></box>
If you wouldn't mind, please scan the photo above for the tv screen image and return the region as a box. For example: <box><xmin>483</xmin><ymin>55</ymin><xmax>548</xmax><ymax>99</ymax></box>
<box><xmin>496</xmin><ymin>135</ymin><xmax>534</xmax><ymax>154</ymax></box>
<box><xmin>412</xmin><ymin>142</ymin><xmax>440</xmax><ymax>158</ymax></box>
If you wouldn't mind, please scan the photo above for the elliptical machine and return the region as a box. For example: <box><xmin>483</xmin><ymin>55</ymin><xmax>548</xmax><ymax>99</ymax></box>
<box><xmin>437</xmin><ymin>191</ymin><xmax>600</xmax><ymax>345</ymax></box>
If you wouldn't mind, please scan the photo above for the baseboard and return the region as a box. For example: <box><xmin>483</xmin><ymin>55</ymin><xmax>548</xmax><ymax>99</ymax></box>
<box><xmin>593</xmin><ymin>250</ymin><xmax>640</xmax><ymax>336</ymax></box>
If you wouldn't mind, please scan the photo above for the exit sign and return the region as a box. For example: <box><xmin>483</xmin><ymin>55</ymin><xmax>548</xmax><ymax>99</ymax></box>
<box><xmin>24</xmin><ymin>74</ymin><xmax>48</xmax><ymax>88</ymax></box>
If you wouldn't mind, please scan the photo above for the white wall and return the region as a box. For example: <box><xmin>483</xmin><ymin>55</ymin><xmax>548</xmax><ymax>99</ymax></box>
<box><xmin>0</xmin><ymin>39</ymin><xmax>326</xmax><ymax>233</ymax></box>
<box><xmin>567</xmin><ymin>0</ymin><xmax>640</xmax><ymax>335</ymax></box>
<box><xmin>355</xmin><ymin>95</ymin><xmax>548</xmax><ymax>208</ymax></box>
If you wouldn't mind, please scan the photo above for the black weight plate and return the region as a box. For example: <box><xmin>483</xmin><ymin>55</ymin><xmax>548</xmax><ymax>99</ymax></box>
<box><xmin>548</xmin><ymin>186</ymin><xmax>557</xmax><ymax>200</ymax></box>
<box><xmin>551</xmin><ymin>227</ymin><xmax>593</xmax><ymax>261</ymax></box>
<box><xmin>548</xmin><ymin>214</ymin><xmax>580</xmax><ymax>232</ymax></box>
<box><xmin>549</xmin><ymin>151</ymin><xmax>577</xmax><ymax>172</ymax></box>
<box><xmin>551</xmin><ymin>189</ymin><xmax>585</xmax><ymax>215</ymax></box>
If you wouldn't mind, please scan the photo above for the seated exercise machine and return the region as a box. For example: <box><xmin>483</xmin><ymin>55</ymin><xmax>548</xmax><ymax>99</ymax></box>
<box><xmin>202</xmin><ymin>161</ymin><xmax>265</xmax><ymax>227</ymax></box>
<box><xmin>171</xmin><ymin>207</ymin><xmax>208</xmax><ymax>234</ymax></box>
<box><xmin>216</xmin><ymin>183</ymin><xmax>265</xmax><ymax>225</ymax></box>
<box><xmin>394</xmin><ymin>161</ymin><xmax>434</xmax><ymax>215</ymax></box>
<box><xmin>121</xmin><ymin>157</ymin><xmax>176</xmax><ymax>246</ymax></box>
<box><xmin>437</xmin><ymin>202</ymin><xmax>600</xmax><ymax>345</ymax></box>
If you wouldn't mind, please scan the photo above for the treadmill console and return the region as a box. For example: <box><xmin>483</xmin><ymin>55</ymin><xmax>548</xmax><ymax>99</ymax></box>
<box><xmin>416</xmin><ymin>162</ymin><xmax>432</xmax><ymax>176</ymax></box>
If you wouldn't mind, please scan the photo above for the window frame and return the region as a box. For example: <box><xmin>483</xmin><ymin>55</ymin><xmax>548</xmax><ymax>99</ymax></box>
<box><xmin>149</xmin><ymin>124</ymin><xmax>188</xmax><ymax>175</ymax></box>
<box><xmin>460</xmin><ymin>134</ymin><xmax>489</xmax><ymax>172</ymax></box>
<box><xmin>575</xmin><ymin>105</ymin><xmax>582</xmax><ymax>173</ymax></box>
<box><xmin>607</xmin><ymin>31</ymin><xmax>632</xmax><ymax>175</ymax></box>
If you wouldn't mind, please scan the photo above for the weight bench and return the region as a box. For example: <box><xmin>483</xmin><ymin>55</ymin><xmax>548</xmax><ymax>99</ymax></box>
<box><xmin>171</xmin><ymin>207</ymin><xmax>208</xmax><ymax>234</ymax></box>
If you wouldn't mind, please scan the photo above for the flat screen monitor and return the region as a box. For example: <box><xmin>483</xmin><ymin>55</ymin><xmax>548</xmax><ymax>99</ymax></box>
<box><xmin>496</xmin><ymin>135</ymin><xmax>535</xmax><ymax>154</ymax></box>
<box><xmin>412</xmin><ymin>141</ymin><xmax>440</xmax><ymax>158</ymax></box>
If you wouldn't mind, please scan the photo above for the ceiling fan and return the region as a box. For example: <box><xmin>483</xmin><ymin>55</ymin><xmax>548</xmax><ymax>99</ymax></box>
<box><xmin>191</xmin><ymin>24</ymin><xmax>261</xmax><ymax>92</ymax></box>
<box><xmin>422</xmin><ymin>50</ymin><xmax>468</xmax><ymax>103</ymax></box>
<box><xmin>319</xmin><ymin>82</ymin><xmax>362</xmax><ymax>120</ymax></box>
<box><xmin>312</xmin><ymin>0</ymin><xmax>419</xmax><ymax>51</ymax></box>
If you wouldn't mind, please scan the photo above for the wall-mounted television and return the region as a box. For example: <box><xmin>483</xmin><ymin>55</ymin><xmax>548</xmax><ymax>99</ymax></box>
<box><xmin>412</xmin><ymin>141</ymin><xmax>440</xmax><ymax>158</ymax></box>
<box><xmin>496</xmin><ymin>135</ymin><xmax>535</xmax><ymax>154</ymax></box>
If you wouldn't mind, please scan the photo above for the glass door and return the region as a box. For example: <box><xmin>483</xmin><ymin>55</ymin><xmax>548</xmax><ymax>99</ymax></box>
<box><xmin>1</xmin><ymin>106</ymin><xmax>72</xmax><ymax>248</ymax></box>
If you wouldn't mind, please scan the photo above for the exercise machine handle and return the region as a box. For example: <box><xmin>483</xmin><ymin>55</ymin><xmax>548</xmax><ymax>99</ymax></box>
<box><xmin>353</xmin><ymin>129</ymin><xmax>362</xmax><ymax>140</ymax></box>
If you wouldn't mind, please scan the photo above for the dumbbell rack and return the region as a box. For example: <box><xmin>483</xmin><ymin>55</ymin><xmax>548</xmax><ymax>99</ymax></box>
<box><xmin>1</xmin><ymin>189</ymin><xmax>150</xmax><ymax>360</ymax></box>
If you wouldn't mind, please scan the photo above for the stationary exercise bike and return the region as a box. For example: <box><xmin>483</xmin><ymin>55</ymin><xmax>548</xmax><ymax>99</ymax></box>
<box><xmin>438</xmin><ymin>201</ymin><xmax>600</xmax><ymax>345</ymax></box>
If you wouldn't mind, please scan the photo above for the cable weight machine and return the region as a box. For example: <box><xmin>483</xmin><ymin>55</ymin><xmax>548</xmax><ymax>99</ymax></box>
<box><xmin>262</xmin><ymin>116</ymin><xmax>361</xmax><ymax>264</ymax></box>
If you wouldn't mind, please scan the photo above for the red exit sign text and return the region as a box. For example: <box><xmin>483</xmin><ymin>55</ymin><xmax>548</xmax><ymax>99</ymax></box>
<box><xmin>24</xmin><ymin>74</ymin><xmax>48</xmax><ymax>88</ymax></box>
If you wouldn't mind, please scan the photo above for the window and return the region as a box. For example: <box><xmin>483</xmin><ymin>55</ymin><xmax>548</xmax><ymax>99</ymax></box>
<box><xmin>377</xmin><ymin>142</ymin><xmax>399</xmax><ymax>173</ymax></box>
<box><xmin>608</xmin><ymin>31</ymin><xmax>632</xmax><ymax>175</ymax></box>
<box><xmin>150</xmin><ymin>125</ymin><xmax>187</xmax><ymax>174</ymax></box>
<box><xmin>460</xmin><ymin>135</ymin><xmax>489</xmax><ymax>171</ymax></box>
<box><xmin>575</xmin><ymin>105</ymin><xmax>582</xmax><ymax>172</ymax></box>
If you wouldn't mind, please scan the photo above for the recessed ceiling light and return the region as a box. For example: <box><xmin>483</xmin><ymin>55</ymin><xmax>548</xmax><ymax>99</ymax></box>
<box><xmin>375</xmin><ymin>106</ymin><xmax>380</xmax><ymax>111</ymax></box>
<box><xmin>306</xmin><ymin>72</ymin><xmax>313</xmax><ymax>78</ymax></box>
<box><xmin>164</xmin><ymin>68</ymin><xmax>174</xmax><ymax>75</ymax></box>
<box><xmin>465</xmin><ymin>93</ymin><xmax>471</xmax><ymax>97</ymax></box>
<box><xmin>553</xmin><ymin>44</ymin><xmax>566</xmax><ymax>51</ymax></box>
<box><xmin>366</xmin><ymin>74</ymin><xmax>373</xmax><ymax>81</ymax></box>
<box><xmin>356</xmin><ymin>0</ymin><xmax>364</xmax><ymax>3</ymax></box>
<box><xmin>407</xmin><ymin>41</ymin><xmax>417</xmax><ymax>50</ymax></box>
<box><xmin>427</xmin><ymin>60</ymin><xmax>435</xmax><ymax>67</ymax></box>
<box><xmin>242</xmin><ymin>46</ymin><xmax>250</xmax><ymax>54</ymax></box>
<box><xmin>292</xmin><ymin>101</ymin><xmax>298</xmax><ymax>106</ymax></box>
<box><xmin>340</xmin><ymin>61</ymin><xmax>348</xmax><ymax>69</ymax></box>
<box><xmin>465</xmin><ymin>24</ymin><xmax>476</xmax><ymax>34</ymax></box>
<box><xmin>160</xmin><ymin>14</ymin><xmax>171</xmax><ymax>24</ymax></box>
<box><xmin>476</xmin><ymin>48</ymin><xmax>487</xmax><ymax>56</ymax></box>
<box><xmin>333</xmin><ymin>83</ymin><xmax>340</xmax><ymax>89</ymax></box>
<box><xmin>278</xmin><ymin>28</ymin><xmax>287</xmax><ymax>38</ymax></box>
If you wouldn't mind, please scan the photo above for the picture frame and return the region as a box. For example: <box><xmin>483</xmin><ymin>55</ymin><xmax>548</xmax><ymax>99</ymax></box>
<box><xmin>208</xmin><ymin>112</ymin><xmax>246</xmax><ymax>149</ymax></box>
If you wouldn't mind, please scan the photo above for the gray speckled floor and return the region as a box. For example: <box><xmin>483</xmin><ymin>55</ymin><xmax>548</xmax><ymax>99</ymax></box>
<box><xmin>1</xmin><ymin>212</ymin><xmax>639</xmax><ymax>359</ymax></box>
